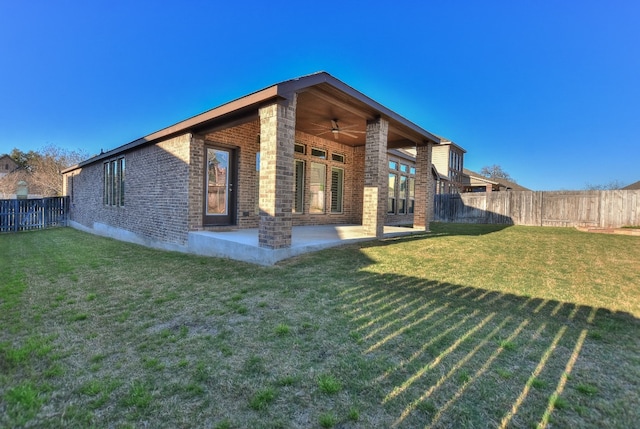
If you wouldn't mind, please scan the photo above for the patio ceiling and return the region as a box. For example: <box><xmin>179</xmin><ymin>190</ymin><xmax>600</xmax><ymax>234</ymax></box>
<box><xmin>295</xmin><ymin>83</ymin><xmax>430</xmax><ymax>149</ymax></box>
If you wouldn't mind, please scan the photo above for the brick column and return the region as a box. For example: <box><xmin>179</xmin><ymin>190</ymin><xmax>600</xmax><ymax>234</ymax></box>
<box><xmin>258</xmin><ymin>95</ymin><xmax>297</xmax><ymax>249</ymax></box>
<box><xmin>414</xmin><ymin>141</ymin><xmax>434</xmax><ymax>230</ymax></box>
<box><xmin>362</xmin><ymin>117</ymin><xmax>388</xmax><ymax>237</ymax></box>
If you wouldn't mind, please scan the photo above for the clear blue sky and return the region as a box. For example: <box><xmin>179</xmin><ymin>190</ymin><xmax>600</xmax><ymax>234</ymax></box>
<box><xmin>1</xmin><ymin>1</ymin><xmax>638</xmax><ymax>190</ymax></box>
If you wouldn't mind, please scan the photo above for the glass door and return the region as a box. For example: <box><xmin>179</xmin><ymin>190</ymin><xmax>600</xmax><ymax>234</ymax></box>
<box><xmin>204</xmin><ymin>146</ymin><xmax>236</xmax><ymax>226</ymax></box>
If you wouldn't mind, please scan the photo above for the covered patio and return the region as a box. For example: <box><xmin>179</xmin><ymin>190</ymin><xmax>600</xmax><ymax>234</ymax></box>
<box><xmin>188</xmin><ymin>224</ymin><xmax>427</xmax><ymax>265</ymax></box>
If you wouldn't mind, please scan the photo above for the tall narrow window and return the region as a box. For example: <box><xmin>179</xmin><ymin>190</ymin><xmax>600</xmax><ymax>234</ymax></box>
<box><xmin>111</xmin><ymin>160</ymin><xmax>118</xmax><ymax>206</ymax></box>
<box><xmin>118</xmin><ymin>158</ymin><xmax>125</xmax><ymax>206</ymax></box>
<box><xmin>104</xmin><ymin>158</ymin><xmax>125</xmax><ymax>207</ymax></box>
<box><xmin>103</xmin><ymin>162</ymin><xmax>110</xmax><ymax>205</ymax></box>
<box><xmin>398</xmin><ymin>175</ymin><xmax>407</xmax><ymax>214</ymax></box>
<box><xmin>408</xmin><ymin>177</ymin><xmax>415</xmax><ymax>214</ymax></box>
<box><xmin>388</xmin><ymin>173</ymin><xmax>397</xmax><ymax>214</ymax></box>
<box><xmin>294</xmin><ymin>160</ymin><xmax>305</xmax><ymax>214</ymax></box>
<box><xmin>330</xmin><ymin>167</ymin><xmax>344</xmax><ymax>213</ymax></box>
<box><xmin>310</xmin><ymin>162</ymin><xmax>326</xmax><ymax>214</ymax></box>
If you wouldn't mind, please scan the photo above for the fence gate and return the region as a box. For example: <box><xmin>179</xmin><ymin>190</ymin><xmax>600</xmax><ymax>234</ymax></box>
<box><xmin>0</xmin><ymin>197</ymin><xmax>70</xmax><ymax>233</ymax></box>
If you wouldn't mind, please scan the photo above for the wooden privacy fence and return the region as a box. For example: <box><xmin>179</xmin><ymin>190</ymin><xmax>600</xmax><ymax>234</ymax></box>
<box><xmin>434</xmin><ymin>190</ymin><xmax>640</xmax><ymax>228</ymax></box>
<box><xmin>0</xmin><ymin>197</ymin><xmax>70</xmax><ymax>233</ymax></box>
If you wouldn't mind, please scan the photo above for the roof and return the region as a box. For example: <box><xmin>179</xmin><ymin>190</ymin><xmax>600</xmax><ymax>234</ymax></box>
<box><xmin>0</xmin><ymin>154</ymin><xmax>19</xmax><ymax>169</ymax></box>
<box><xmin>463</xmin><ymin>168</ymin><xmax>531</xmax><ymax>191</ymax></box>
<box><xmin>433</xmin><ymin>137</ymin><xmax>467</xmax><ymax>154</ymax></box>
<box><xmin>622</xmin><ymin>180</ymin><xmax>640</xmax><ymax>190</ymax></box>
<box><xmin>64</xmin><ymin>72</ymin><xmax>443</xmax><ymax>173</ymax></box>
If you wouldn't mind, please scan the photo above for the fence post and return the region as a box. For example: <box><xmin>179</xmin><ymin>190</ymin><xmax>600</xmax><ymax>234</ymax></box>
<box><xmin>13</xmin><ymin>199</ymin><xmax>18</xmax><ymax>232</ymax></box>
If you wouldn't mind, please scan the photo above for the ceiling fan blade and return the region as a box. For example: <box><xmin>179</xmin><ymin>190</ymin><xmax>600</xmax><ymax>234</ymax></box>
<box><xmin>331</xmin><ymin>119</ymin><xmax>339</xmax><ymax>130</ymax></box>
<box><xmin>339</xmin><ymin>124</ymin><xmax>366</xmax><ymax>132</ymax></box>
<box><xmin>316</xmin><ymin>130</ymin><xmax>332</xmax><ymax>137</ymax></box>
<box><xmin>340</xmin><ymin>131</ymin><xmax>359</xmax><ymax>138</ymax></box>
<box><xmin>333</xmin><ymin>132</ymin><xmax>339</xmax><ymax>140</ymax></box>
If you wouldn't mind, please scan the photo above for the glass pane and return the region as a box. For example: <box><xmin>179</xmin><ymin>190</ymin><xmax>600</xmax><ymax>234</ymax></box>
<box><xmin>119</xmin><ymin>158</ymin><xmax>125</xmax><ymax>206</ymax></box>
<box><xmin>110</xmin><ymin>160</ymin><xmax>117</xmax><ymax>205</ymax></box>
<box><xmin>388</xmin><ymin>173</ymin><xmax>396</xmax><ymax>214</ymax></box>
<box><xmin>311</xmin><ymin>148</ymin><xmax>326</xmax><ymax>159</ymax></box>
<box><xmin>112</xmin><ymin>160</ymin><xmax>118</xmax><ymax>206</ymax></box>
<box><xmin>399</xmin><ymin>176</ymin><xmax>407</xmax><ymax>214</ymax></box>
<box><xmin>294</xmin><ymin>160</ymin><xmax>305</xmax><ymax>214</ymax></box>
<box><xmin>331</xmin><ymin>153</ymin><xmax>345</xmax><ymax>163</ymax></box>
<box><xmin>310</xmin><ymin>162</ymin><xmax>326</xmax><ymax>214</ymax></box>
<box><xmin>331</xmin><ymin>168</ymin><xmax>343</xmax><ymax>213</ymax></box>
<box><xmin>104</xmin><ymin>163</ymin><xmax>110</xmax><ymax>205</ymax></box>
<box><xmin>207</xmin><ymin>148</ymin><xmax>229</xmax><ymax>215</ymax></box>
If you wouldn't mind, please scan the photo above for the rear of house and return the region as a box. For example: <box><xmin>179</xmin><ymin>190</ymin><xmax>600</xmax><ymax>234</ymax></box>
<box><xmin>63</xmin><ymin>73</ymin><xmax>443</xmax><ymax>260</ymax></box>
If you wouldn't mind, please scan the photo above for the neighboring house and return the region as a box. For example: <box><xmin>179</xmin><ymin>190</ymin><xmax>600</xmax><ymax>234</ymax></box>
<box><xmin>0</xmin><ymin>154</ymin><xmax>19</xmax><ymax>179</ymax></box>
<box><xmin>622</xmin><ymin>180</ymin><xmax>640</xmax><ymax>190</ymax></box>
<box><xmin>62</xmin><ymin>72</ymin><xmax>443</xmax><ymax>259</ymax></box>
<box><xmin>0</xmin><ymin>154</ymin><xmax>21</xmax><ymax>198</ymax></box>
<box><xmin>461</xmin><ymin>168</ymin><xmax>531</xmax><ymax>192</ymax></box>
<box><xmin>431</xmin><ymin>139</ymin><xmax>466</xmax><ymax>193</ymax></box>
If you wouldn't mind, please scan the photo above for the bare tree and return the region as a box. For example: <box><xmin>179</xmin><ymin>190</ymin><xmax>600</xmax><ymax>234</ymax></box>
<box><xmin>1</xmin><ymin>145</ymin><xmax>88</xmax><ymax>197</ymax></box>
<box><xmin>584</xmin><ymin>180</ymin><xmax>627</xmax><ymax>190</ymax></box>
<box><xmin>480</xmin><ymin>164</ymin><xmax>516</xmax><ymax>183</ymax></box>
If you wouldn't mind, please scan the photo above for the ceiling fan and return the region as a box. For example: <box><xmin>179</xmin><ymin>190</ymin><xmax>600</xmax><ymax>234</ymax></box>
<box><xmin>312</xmin><ymin>119</ymin><xmax>365</xmax><ymax>140</ymax></box>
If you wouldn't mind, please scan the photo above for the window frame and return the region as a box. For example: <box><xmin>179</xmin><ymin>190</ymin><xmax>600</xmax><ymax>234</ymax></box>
<box><xmin>294</xmin><ymin>159</ymin><xmax>305</xmax><ymax>214</ymax></box>
<box><xmin>388</xmin><ymin>173</ymin><xmax>397</xmax><ymax>214</ymax></box>
<box><xmin>103</xmin><ymin>156</ymin><xmax>125</xmax><ymax>207</ymax></box>
<box><xmin>310</xmin><ymin>162</ymin><xmax>326</xmax><ymax>214</ymax></box>
<box><xmin>330</xmin><ymin>166</ymin><xmax>344</xmax><ymax>214</ymax></box>
<box><xmin>311</xmin><ymin>148</ymin><xmax>327</xmax><ymax>159</ymax></box>
<box><xmin>398</xmin><ymin>175</ymin><xmax>407</xmax><ymax>214</ymax></box>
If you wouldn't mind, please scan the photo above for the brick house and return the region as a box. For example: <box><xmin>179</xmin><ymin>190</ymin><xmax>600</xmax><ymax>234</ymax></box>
<box><xmin>62</xmin><ymin>73</ymin><xmax>442</xmax><ymax>262</ymax></box>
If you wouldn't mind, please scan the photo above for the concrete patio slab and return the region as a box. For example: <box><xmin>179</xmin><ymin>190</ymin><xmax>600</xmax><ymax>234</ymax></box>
<box><xmin>188</xmin><ymin>225</ymin><xmax>427</xmax><ymax>265</ymax></box>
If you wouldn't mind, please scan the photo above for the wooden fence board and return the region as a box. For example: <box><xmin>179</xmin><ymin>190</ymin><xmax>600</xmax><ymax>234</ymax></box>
<box><xmin>434</xmin><ymin>190</ymin><xmax>640</xmax><ymax>228</ymax></box>
<box><xmin>0</xmin><ymin>197</ymin><xmax>69</xmax><ymax>233</ymax></box>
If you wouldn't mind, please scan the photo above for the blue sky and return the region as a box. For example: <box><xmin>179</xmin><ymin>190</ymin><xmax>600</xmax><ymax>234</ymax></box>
<box><xmin>1</xmin><ymin>1</ymin><xmax>638</xmax><ymax>190</ymax></box>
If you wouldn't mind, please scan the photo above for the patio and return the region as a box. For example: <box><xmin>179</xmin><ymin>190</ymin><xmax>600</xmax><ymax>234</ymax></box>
<box><xmin>188</xmin><ymin>224</ymin><xmax>427</xmax><ymax>265</ymax></box>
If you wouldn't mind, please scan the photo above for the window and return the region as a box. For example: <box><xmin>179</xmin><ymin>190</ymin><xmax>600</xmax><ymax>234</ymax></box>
<box><xmin>310</xmin><ymin>162</ymin><xmax>326</xmax><ymax>213</ymax></box>
<box><xmin>118</xmin><ymin>158</ymin><xmax>125</xmax><ymax>206</ymax></box>
<box><xmin>388</xmin><ymin>173</ymin><xmax>397</xmax><ymax>214</ymax></box>
<box><xmin>311</xmin><ymin>148</ymin><xmax>326</xmax><ymax>159</ymax></box>
<box><xmin>331</xmin><ymin>153</ymin><xmax>345</xmax><ymax>163</ymax></box>
<box><xmin>398</xmin><ymin>176</ymin><xmax>407</xmax><ymax>214</ymax></box>
<box><xmin>294</xmin><ymin>143</ymin><xmax>306</xmax><ymax>154</ymax></box>
<box><xmin>103</xmin><ymin>162</ymin><xmax>110</xmax><ymax>205</ymax></box>
<box><xmin>294</xmin><ymin>160</ymin><xmax>305</xmax><ymax>214</ymax></box>
<box><xmin>408</xmin><ymin>177</ymin><xmax>415</xmax><ymax>213</ymax></box>
<box><xmin>389</xmin><ymin>160</ymin><xmax>397</xmax><ymax>170</ymax></box>
<box><xmin>104</xmin><ymin>157</ymin><xmax>125</xmax><ymax>206</ymax></box>
<box><xmin>330</xmin><ymin>167</ymin><xmax>344</xmax><ymax>213</ymax></box>
<box><xmin>410</xmin><ymin>167</ymin><xmax>416</xmax><ymax>175</ymax></box>
<box><xmin>400</xmin><ymin>164</ymin><xmax>408</xmax><ymax>173</ymax></box>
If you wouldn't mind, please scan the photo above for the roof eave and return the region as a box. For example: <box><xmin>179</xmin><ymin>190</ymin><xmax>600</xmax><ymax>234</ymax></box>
<box><xmin>64</xmin><ymin>72</ymin><xmax>441</xmax><ymax>172</ymax></box>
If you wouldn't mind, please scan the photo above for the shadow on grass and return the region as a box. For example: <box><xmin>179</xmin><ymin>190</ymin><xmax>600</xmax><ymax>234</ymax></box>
<box><xmin>338</xmin><ymin>268</ymin><xmax>638</xmax><ymax>428</ymax></box>
<box><xmin>427</xmin><ymin>221</ymin><xmax>513</xmax><ymax>236</ymax></box>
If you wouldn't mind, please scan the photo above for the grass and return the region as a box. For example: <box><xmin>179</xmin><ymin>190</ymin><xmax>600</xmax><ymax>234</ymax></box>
<box><xmin>0</xmin><ymin>224</ymin><xmax>639</xmax><ymax>428</ymax></box>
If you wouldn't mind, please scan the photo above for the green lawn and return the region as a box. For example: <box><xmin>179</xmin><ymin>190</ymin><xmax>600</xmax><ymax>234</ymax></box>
<box><xmin>1</xmin><ymin>224</ymin><xmax>638</xmax><ymax>428</ymax></box>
